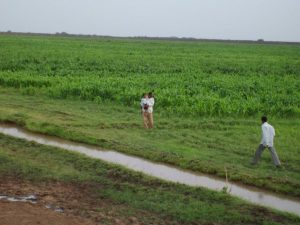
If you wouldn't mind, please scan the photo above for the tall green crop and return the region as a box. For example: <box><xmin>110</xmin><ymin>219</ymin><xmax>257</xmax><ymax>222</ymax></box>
<box><xmin>0</xmin><ymin>34</ymin><xmax>299</xmax><ymax>117</ymax></box>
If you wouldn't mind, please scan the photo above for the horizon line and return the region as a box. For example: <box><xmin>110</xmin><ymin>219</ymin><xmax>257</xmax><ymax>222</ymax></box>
<box><xmin>1</xmin><ymin>30</ymin><xmax>300</xmax><ymax>45</ymax></box>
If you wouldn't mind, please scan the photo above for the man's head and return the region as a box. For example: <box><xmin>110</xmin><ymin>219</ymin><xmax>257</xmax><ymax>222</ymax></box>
<box><xmin>148</xmin><ymin>92</ymin><xmax>154</xmax><ymax>98</ymax></box>
<box><xmin>261</xmin><ymin>116</ymin><xmax>268</xmax><ymax>124</ymax></box>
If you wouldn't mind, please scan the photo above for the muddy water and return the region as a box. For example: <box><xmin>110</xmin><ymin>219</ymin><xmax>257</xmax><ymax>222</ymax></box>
<box><xmin>0</xmin><ymin>195</ymin><xmax>37</xmax><ymax>203</ymax></box>
<box><xmin>1</xmin><ymin>124</ymin><xmax>300</xmax><ymax>216</ymax></box>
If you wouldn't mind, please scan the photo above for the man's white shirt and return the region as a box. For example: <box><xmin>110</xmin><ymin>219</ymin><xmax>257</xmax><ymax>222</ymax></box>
<box><xmin>147</xmin><ymin>97</ymin><xmax>154</xmax><ymax>113</ymax></box>
<box><xmin>261</xmin><ymin>122</ymin><xmax>275</xmax><ymax>147</ymax></box>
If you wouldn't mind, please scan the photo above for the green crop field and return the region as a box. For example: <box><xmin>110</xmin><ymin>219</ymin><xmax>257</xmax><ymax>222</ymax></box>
<box><xmin>0</xmin><ymin>34</ymin><xmax>299</xmax><ymax>116</ymax></box>
<box><xmin>1</xmin><ymin>34</ymin><xmax>300</xmax><ymax>224</ymax></box>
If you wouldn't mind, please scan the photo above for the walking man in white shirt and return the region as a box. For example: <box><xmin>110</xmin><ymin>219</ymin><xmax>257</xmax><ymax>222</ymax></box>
<box><xmin>251</xmin><ymin>116</ymin><xmax>281</xmax><ymax>167</ymax></box>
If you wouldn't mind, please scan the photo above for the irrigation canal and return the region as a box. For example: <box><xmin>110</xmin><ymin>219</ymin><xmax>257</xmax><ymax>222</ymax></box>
<box><xmin>0</xmin><ymin>123</ymin><xmax>299</xmax><ymax>216</ymax></box>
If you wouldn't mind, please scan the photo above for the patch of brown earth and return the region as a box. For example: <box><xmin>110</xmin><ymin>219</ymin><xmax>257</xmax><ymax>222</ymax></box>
<box><xmin>0</xmin><ymin>201</ymin><xmax>94</xmax><ymax>225</ymax></box>
<box><xmin>0</xmin><ymin>177</ymin><xmax>183</xmax><ymax>225</ymax></box>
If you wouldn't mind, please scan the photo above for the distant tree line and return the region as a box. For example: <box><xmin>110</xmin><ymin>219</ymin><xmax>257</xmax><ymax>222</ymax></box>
<box><xmin>0</xmin><ymin>31</ymin><xmax>299</xmax><ymax>45</ymax></box>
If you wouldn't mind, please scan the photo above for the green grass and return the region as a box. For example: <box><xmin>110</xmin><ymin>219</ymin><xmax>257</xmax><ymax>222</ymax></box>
<box><xmin>0</xmin><ymin>34</ymin><xmax>300</xmax><ymax>223</ymax></box>
<box><xmin>0</xmin><ymin>34</ymin><xmax>300</xmax><ymax>116</ymax></box>
<box><xmin>1</xmin><ymin>88</ymin><xmax>300</xmax><ymax>198</ymax></box>
<box><xmin>1</xmin><ymin>133</ymin><xmax>299</xmax><ymax>224</ymax></box>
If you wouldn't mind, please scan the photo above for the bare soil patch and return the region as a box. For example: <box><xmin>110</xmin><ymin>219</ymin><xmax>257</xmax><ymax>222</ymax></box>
<box><xmin>0</xmin><ymin>201</ymin><xmax>94</xmax><ymax>225</ymax></box>
<box><xmin>0</xmin><ymin>177</ymin><xmax>163</xmax><ymax>225</ymax></box>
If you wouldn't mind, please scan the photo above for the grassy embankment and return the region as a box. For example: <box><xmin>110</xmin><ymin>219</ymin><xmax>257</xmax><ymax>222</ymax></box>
<box><xmin>1</xmin><ymin>132</ymin><xmax>300</xmax><ymax>224</ymax></box>
<box><xmin>0</xmin><ymin>34</ymin><xmax>299</xmax><ymax>198</ymax></box>
<box><xmin>1</xmin><ymin>89</ymin><xmax>300</xmax><ymax>198</ymax></box>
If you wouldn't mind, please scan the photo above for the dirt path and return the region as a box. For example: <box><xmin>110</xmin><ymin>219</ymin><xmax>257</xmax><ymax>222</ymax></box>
<box><xmin>0</xmin><ymin>201</ymin><xmax>94</xmax><ymax>225</ymax></box>
<box><xmin>0</xmin><ymin>178</ymin><xmax>158</xmax><ymax>225</ymax></box>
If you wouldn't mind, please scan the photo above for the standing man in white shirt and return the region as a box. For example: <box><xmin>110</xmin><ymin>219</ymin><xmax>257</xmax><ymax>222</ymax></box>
<box><xmin>147</xmin><ymin>92</ymin><xmax>155</xmax><ymax>128</ymax></box>
<box><xmin>140</xmin><ymin>93</ymin><xmax>149</xmax><ymax>128</ymax></box>
<box><xmin>251</xmin><ymin>116</ymin><xmax>281</xmax><ymax>167</ymax></box>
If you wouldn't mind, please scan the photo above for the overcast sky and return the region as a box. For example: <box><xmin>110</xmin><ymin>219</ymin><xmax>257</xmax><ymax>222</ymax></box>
<box><xmin>1</xmin><ymin>0</ymin><xmax>299</xmax><ymax>42</ymax></box>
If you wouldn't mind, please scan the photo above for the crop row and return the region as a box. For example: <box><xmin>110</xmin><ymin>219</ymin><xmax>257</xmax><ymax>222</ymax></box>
<box><xmin>0</xmin><ymin>35</ymin><xmax>299</xmax><ymax>117</ymax></box>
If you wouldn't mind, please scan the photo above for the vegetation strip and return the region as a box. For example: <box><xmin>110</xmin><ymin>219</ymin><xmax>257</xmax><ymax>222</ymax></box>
<box><xmin>0</xmin><ymin>34</ymin><xmax>299</xmax><ymax>117</ymax></box>
<box><xmin>1</xmin><ymin>89</ymin><xmax>299</xmax><ymax>198</ymax></box>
